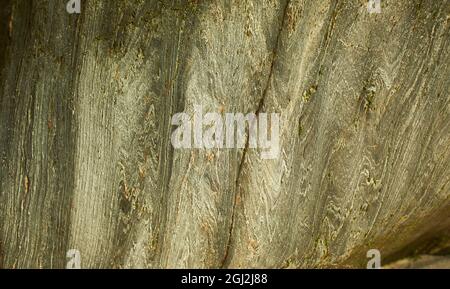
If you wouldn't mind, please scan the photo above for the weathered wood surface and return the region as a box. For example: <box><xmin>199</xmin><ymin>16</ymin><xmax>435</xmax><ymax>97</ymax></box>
<box><xmin>0</xmin><ymin>0</ymin><xmax>449</xmax><ymax>268</ymax></box>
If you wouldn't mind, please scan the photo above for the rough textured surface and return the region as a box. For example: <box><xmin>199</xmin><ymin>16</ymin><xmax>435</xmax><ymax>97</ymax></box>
<box><xmin>385</xmin><ymin>255</ymin><xmax>450</xmax><ymax>269</ymax></box>
<box><xmin>0</xmin><ymin>0</ymin><xmax>449</xmax><ymax>268</ymax></box>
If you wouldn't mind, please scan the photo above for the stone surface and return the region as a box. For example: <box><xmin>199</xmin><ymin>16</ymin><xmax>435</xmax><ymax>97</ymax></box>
<box><xmin>385</xmin><ymin>255</ymin><xmax>450</xmax><ymax>269</ymax></box>
<box><xmin>0</xmin><ymin>0</ymin><xmax>449</xmax><ymax>268</ymax></box>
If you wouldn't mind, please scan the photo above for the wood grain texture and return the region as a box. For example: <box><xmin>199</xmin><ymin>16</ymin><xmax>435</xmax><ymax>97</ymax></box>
<box><xmin>0</xmin><ymin>0</ymin><xmax>449</xmax><ymax>268</ymax></box>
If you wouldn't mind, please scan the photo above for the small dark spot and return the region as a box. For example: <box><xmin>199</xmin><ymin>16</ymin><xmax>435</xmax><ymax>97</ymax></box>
<box><xmin>298</xmin><ymin>119</ymin><xmax>303</xmax><ymax>137</ymax></box>
<box><xmin>120</xmin><ymin>197</ymin><xmax>131</xmax><ymax>214</ymax></box>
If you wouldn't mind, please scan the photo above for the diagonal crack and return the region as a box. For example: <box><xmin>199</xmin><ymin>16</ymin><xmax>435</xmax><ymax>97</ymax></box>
<box><xmin>220</xmin><ymin>0</ymin><xmax>292</xmax><ymax>268</ymax></box>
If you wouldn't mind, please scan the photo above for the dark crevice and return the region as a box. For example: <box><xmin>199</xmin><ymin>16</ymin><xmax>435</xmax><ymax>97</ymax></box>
<box><xmin>220</xmin><ymin>0</ymin><xmax>292</xmax><ymax>268</ymax></box>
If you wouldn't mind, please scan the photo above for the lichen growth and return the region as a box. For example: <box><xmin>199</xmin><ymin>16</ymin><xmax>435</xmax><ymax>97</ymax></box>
<box><xmin>302</xmin><ymin>84</ymin><xmax>318</xmax><ymax>103</ymax></box>
<box><xmin>363</xmin><ymin>85</ymin><xmax>376</xmax><ymax>111</ymax></box>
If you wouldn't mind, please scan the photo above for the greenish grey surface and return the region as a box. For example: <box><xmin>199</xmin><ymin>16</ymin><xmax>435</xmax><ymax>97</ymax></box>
<box><xmin>0</xmin><ymin>0</ymin><xmax>449</xmax><ymax>268</ymax></box>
